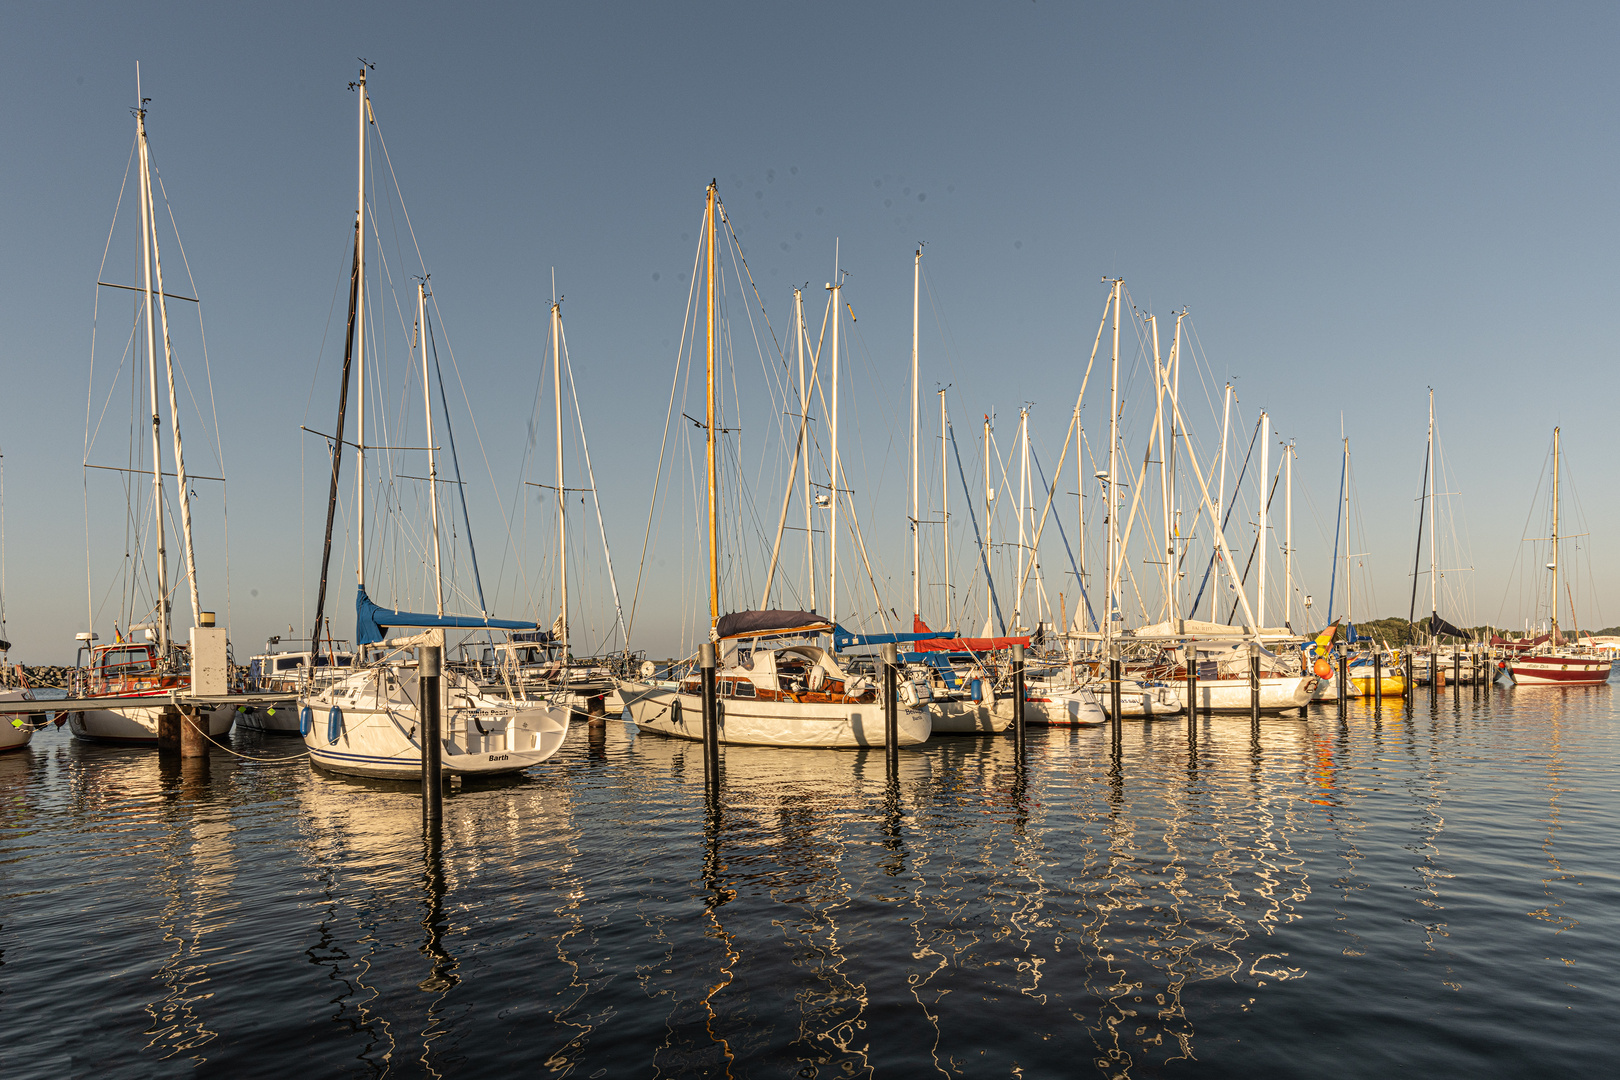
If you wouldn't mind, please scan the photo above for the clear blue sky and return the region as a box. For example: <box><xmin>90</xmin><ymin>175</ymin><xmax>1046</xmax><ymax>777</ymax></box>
<box><xmin>2</xmin><ymin>2</ymin><xmax>1616</xmax><ymax>663</ymax></box>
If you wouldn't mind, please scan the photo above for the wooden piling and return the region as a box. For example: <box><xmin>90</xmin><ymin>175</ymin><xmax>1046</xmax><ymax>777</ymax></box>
<box><xmin>1011</xmin><ymin>643</ymin><xmax>1025</xmax><ymax>765</ymax></box>
<box><xmin>421</xmin><ymin>644</ymin><xmax>443</xmax><ymax>826</ymax></box>
<box><xmin>700</xmin><ymin>643</ymin><xmax>719</xmax><ymax>789</ymax></box>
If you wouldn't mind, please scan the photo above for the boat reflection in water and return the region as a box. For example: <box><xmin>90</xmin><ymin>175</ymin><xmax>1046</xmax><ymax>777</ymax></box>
<box><xmin>612</xmin><ymin>716</ymin><xmax>1325</xmax><ymax>1075</ymax></box>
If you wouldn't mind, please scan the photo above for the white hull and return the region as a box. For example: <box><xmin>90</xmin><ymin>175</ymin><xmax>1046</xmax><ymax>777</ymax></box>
<box><xmin>930</xmin><ymin>697</ymin><xmax>1013</xmax><ymax>734</ymax></box>
<box><xmin>622</xmin><ymin>681</ymin><xmax>931</xmax><ymax>748</ymax></box>
<box><xmin>0</xmin><ymin>689</ymin><xmax>34</xmax><ymax>751</ymax></box>
<box><xmin>235</xmin><ymin>703</ymin><xmax>302</xmax><ymax>734</ymax></box>
<box><xmin>1024</xmin><ymin>686</ymin><xmax>1109</xmax><ymax>726</ymax></box>
<box><xmin>1037</xmin><ymin>678</ymin><xmax>1181</xmax><ymax>719</ymax></box>
<box><xmin>68</xmin><ymin>702</ymin><xmax>236</xmax><ymax>743</ymax></box>
<box><xmin>1178</xmin><ymin>676</ymin><xmax>1317</xmax><ymax>713</ymax></box>
<box><xmin>302</xmin><ymin>666</ymin><xmax>569</xmax><ymax>780</ymax></box>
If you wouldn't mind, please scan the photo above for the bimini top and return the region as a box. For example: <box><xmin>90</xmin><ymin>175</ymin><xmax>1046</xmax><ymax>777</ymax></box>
<box><xmin>715</xmin><ymin>609</ymin><xmax>834</xmax><ymax>641</ymax></box>
<box><xmin>356</xmin><ymin>586</ymin><xmax>540</xmax><ymax>645</ymax></box>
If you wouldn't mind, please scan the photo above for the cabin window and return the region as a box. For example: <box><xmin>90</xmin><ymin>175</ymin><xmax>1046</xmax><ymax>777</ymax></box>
<box><xmin>100</xmin><ymin>648</ymin><xmax>152</xmax><ymax>674</ymax></box>
<box><xmin>276</xmin><ymin>656</ymin><xmax>306</xmax><ymax>671</ymax></box>
<box><xmin>733</xmin><ymin>680</ymin><xmax>756</xmax><ymax>698</ymax></box>
<box><xmin>719</xmin><ymin>680</ymin><xmax>733</xmax><ymax>696</ymax></box>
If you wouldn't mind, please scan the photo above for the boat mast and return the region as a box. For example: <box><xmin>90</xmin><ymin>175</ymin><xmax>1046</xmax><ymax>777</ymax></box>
<box><xmin>134</xmin><ymin>82</ymin><xmax>170</xmax><ymax>652</ymax></box>
<box><xmin>1152</xmin><ymin>315</ymin><xmax>1170</xmax><ymax>621</ymax></box>
<box><xmin>553</xmin><ymin>295</ymin><xmax>567</xmax><ymax>656</ymax></box>
<box><xmin>1170</xmin><ymin>312</ymin><xmax>1183</xmax><ymax>621</ymax></box>
<box><xmin>1258</xmin><ymin>411</ymin><xmax>1269</xmax><ymax>628</ymax></box>
<box><xmin>939</xmin><ymin>389</ymin><xmax>950</xmax><ymax>630</ymax></box>
<box><xmin>1285</xmin><ymin>440</ymin><xmax>1294</xmax><ymax>630</ymax></box>
<box><xmin>983</xmin><ymin>413</ymin><xmax>993</xmax><ymax>633</ymax></box>
<box><xmin>1106</xmin><ymin>278</ymin><xmax>1120</xmax><ymax>646</ymax></box>
<box><xmin>1344</xmin><ymin>437</ymin><xmax>1352</xmax><ymax>628</ymax></box>
<box><xmin>800</xmin><ymin>291</ymin><xmax>814</xmax><ymax>609</ymax></box>
<box><xmin>419</xmin><ymin>280</ymin><xmax>443</xmax><ymax>615</ymax></box>
<box><xmin>1551</xmin><ymin>426</ymin><xmax>1560</xmax><ymax>638</ymax></box>
<box><xmin>1076</xmin><ymin>386</ymin><xmax>1087</xmax><ymax>633</ymax></box>
<box><xmin>1427</xmin><ymin>389</ymin><xmax>1437</xmax><ymax>642</ymax></box>
<box><xmin>140</xmin><ymin>114</ymin><xmax>201</xmax><ymax>633</ymax></box>
<box><xmin>827</xmin><ymin>266</ymin><xmax>841</xmax><ymax>628</ymax></box>
<box><xmin>1016</xmin><ymin>407</ymin><xmax>1028</xmax><ymax>632</ymax></box>
<box><xmin>911</xmin><ymin>246</ymin><xmax>921</xmax><ymax>626</ymax></box>
<box><xmin>705</xmin><ymin>182</ymin><xmax>718</xmax><ymax>633</ymax></box>
<box><xmin>355</xmin><ymin>66</ymin><xmax>369</xmax><ymax>600</ymax></box>
<box><xmin>1213</xmin><ymin>382</ymin><xmax>1231</xmax><ymax>620</ymax></box>
<box><xmin>309</xmin><ymin>65</ymin><xmax>366</xmax><ymax>648</ymax></box>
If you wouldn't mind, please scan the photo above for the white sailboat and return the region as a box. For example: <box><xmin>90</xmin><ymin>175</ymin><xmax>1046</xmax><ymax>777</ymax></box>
<box><xmin>71</xmin><ymin>77</ymin><xmax>235</xmax><ymax>744</ymax></box>
<box><xmin>298</xmin><ymin>66</ymin><xmax>569</xmax><ymax>779</ymax></box>
<box><xmin>620</xmin><ymin>184</ymin><xmax>931</xmax><ymax>748</ymax></box>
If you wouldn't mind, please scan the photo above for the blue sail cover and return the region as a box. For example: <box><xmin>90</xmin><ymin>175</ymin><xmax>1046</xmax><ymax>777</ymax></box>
<box><xmin>356</xmin><ymin>586</ymin><xmax>540</xmax><ymax>645</ymax></box>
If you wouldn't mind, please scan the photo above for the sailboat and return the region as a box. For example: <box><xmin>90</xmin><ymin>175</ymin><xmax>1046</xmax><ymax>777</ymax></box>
<box><xmin>477</xmin><ymin>294</ymin><xmax>625</xmax><ymax>714</ymax></box>
<box><xmin>70</xmin><ymin>79</ymin><xmax>236</xmax><ymax>744</ymax></box>
<box><xmin>1503</xmin><ymin>428</ymin><xmax>1612</xmax><ymax>686</ymax></box>
<box><xmin>619</xmin><ymin>184</ymin><xmax>931</xmax><ymax>748</ymax></box>
<box><xmin>298</xmin><ymin>66</ymin><xmax>569</xmax><ymax>779</ymax></box>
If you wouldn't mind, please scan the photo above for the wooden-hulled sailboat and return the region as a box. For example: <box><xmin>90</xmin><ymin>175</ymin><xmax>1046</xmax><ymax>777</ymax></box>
<box><xmin>298</xmin><ymin>66</ymin><xmax>569</xmax><ymax>779</ymax></box>
<box><xmin>1504</xmin><ymin>428</ymin><xmax>1612</xmax><ymax>687</ymax></box>
<box><xmin>619</xmin><ymin>183</ymin><xmax>930</xmax><ymax>748</ymax></box>
<box><xmin>71</xmin><ymin>80</ymin><xmax>235</xmax><ymax>743</ymax></box>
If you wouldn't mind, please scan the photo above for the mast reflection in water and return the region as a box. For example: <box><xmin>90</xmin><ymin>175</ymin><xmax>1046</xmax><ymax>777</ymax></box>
<box><xmin>3</xmin><ymin>685</ymin><xmax>1618</xmax><ymax>1077</ymax></box>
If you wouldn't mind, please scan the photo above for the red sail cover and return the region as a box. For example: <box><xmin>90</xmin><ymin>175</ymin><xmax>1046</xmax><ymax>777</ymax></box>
<box><xmin>1492</xmin><ymin>632</ymin><xmax>1558</xmax><ymax>651</ymax></box>
<box><xmin>910</xmin><ymin>616</ymin><xmax>1029</xmax><ymax>653</ymax></box>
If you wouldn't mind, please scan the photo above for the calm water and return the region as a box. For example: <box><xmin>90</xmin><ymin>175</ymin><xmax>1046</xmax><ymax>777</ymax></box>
<box><xmin>2</xmin><ymin>685</ymin><xmax>1616</xmax><ymax>1078</ymax></box>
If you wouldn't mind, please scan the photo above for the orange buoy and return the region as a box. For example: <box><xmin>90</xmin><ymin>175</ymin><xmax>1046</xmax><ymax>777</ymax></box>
<box><xmin>1313</xmin><ymin>658</ymin><xmax>1333</xmax><ymax>679</ymax></box>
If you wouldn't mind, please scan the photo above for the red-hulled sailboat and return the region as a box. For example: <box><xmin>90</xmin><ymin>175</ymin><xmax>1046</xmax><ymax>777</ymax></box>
<box><xmin>1505</xmin><ymin>428</ymin><xmax>1611</xmax><ymax>687</ymax></box>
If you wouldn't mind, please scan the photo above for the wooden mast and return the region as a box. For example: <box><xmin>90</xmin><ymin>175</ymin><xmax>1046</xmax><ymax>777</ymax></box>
<box><xmin>134</xmin><ymin>82</ymin><xmax>170</xmax><ymax>652</ymax></box>
<box><xmin>420</xmin><ymin>280</ymin><xmax>443</xmax><ymax>615</ymax></box>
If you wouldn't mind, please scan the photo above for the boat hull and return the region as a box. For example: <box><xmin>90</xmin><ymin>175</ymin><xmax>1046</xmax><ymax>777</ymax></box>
<box><xmin>304</xmin><ymin>704</ymin><xmax>569</xmax><ymax>779</ymax></box>
<box><xmin>930</xmin><ymin>697</ymin><xmax>1013</xmax><ymax>734</ymax></box>
<box><xmin>0</xmin><ymin>695</ymin><xmax>33</xmax><ymax>752</ymax></box>
<box><xmin>234</xmin><ymin>703</ymin><xmax>302</xmax><ymax>734</ymax></box>
<box><xmin>1177</xmin><ymin>676</ymin><xmax>1317</xmax><ymax>713</ymax></box>
<box><xmin>1025</xmin><ymin>687</ymin><xmax>1108</xmax><ymax>726</ymax></box>
<box><xmin>1505</xmin><ymin>656</ymin><xmax>1613</xmax><ymax>686</ymax></box>
<box><xmin>621</xmin><ymin>682</ymin><xmax>931</xmax><ymax>747</ymax></box>
<box><xmin>68</xmin><ymin>702</ymin><xmax>236</xmax><ymax>743</ymax></box>
<box><xmin>1348</xmin><ymin>674</ymin><xmax>1407</xmax><ymax>697</ymax></box>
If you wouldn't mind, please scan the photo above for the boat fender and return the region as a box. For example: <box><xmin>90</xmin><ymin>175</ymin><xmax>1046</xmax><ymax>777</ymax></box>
<box><xmin>671</xmin><ymin>698</ymin><xmax>682</xmax><ymax>725</ymax></box>
<box><xmin>969</xmin><ymin>678</ymin><xmax>982</xmax><ymax>702</ymax></box>
<box><xmin>299</xmin><ymin>705</ymin><xmax>313</xmax><ymax>737</ymax></box>
<box><xmin>899</xmin><ymin>681</ymin><xmax>919</xmax><ymax>707</ymax></box>
<box><xmin>327</xmin><ymin>705</ymin><xmax>344</xmax><ymax>744</ymax></box>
